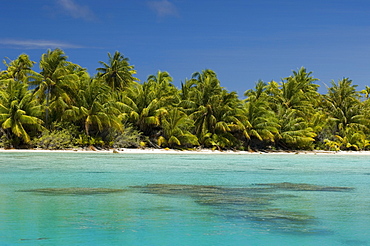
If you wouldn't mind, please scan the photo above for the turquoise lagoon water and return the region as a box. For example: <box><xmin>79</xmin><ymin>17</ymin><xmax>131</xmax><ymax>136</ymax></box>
<box><xmin>0</xmin><ymin>152</ymin><xmax>369</xmax><ymax>245</ymax></box>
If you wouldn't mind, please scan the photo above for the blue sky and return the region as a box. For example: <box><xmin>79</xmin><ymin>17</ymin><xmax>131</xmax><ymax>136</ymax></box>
<box><xmin>1</xmin><ymin>0</ymin><xmax>370</xmax><ymax>96</ymax></box>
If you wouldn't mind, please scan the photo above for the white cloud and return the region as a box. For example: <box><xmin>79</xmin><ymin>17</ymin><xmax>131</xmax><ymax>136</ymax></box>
<box><xmin>147</xmin><ymin>0</ymin><xmax>179</xmax><ymax>18</ymax></box>
<box><xmin>57</xmin><ymin>0</ymin><xmax>95</xmax><ymax>21</ymax></box>
<box><xmin>0</xmin><ymin>39</ymin><xmax>84</xmax><ymax>49</ymax></box>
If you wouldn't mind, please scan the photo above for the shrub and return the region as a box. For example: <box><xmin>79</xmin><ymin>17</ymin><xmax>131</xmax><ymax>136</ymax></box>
<box><xmin>32</xmin><ymin>123</ymin><xmax>78</xmax><ymax>150</ymax></box>
<box><xmin>108</xmin><ymin>126</ymin><xmax>145</xmax><ymax>148</ymax></box>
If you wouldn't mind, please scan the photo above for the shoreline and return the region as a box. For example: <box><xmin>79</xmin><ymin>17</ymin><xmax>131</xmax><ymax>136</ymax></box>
<box><xmin>1</xmin><ymin>148</ymin><xmax>370</xmax><ymax>155</ymax></box>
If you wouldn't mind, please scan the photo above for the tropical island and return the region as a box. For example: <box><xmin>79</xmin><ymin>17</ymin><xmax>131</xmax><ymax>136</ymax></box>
<box><xmin>0</xmin><ymin>48</ymin><xmax>369</xmax><ymax>152</ymax></box>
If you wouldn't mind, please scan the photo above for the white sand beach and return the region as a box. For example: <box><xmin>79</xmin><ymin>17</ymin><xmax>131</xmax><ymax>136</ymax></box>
<box><xmin>1</xmin><ymin>147</ymin><xmax>370</xmax><ymax>155</ymax></box>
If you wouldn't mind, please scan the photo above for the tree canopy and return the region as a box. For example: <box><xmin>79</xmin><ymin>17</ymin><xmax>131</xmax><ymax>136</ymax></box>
<box><xmin>1</xmin><ymin>49</ymin><xmax>369</xmax><ymax>151</ymax></box>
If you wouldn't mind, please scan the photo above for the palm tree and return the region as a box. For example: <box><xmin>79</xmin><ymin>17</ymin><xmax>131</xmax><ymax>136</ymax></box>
<box><xmin>117</xmin><ymin>71</ymin><xmax>179</xmax><ymax>142</ymax></box>
<box><xmin>1</xmin><ymin>54</ymin><xmax>37</xmax><ymax>83</ymax></box>
<box><xmin>118</xmin><ymin>82</ymin><xmax>167</xmax><ymax>138</ymax></box>
<box><xmin>262</xmin><ymin>68</ymin><xmax>322</xmax><ymax>149</ymax></box>
<box><xmin>323</xmin><ymin>78</ymin><xmax>364</xmax><ymax>134</ymax></box>
<box><xmin>277</xmin><ymin>107</ymin><xmax>317</xmax><ymax>149</ymax></box>
<box><xmin>277</xmin><ymin>67</ymin><xmax>320</xmax><ymax>117</ymax></box>
<box><xmin>146</xmin><ymin>70</ymin><xmax>179</xmax><ymax>106</ymax></box>
<box><xmin>184</xmin><ymin>70</ymin><xmax>248</xmax><ymax>149</ymax></box>
<box><xmin>361</xmin><ymin>85</ymin><xmax>370</xmax><ymax>99</ymax></box>
<box><xmin>158</xmin><ymin>107</ymin><xmax>198</xmax><ymax>148</ymax></box>
<box><xmin>0</xmin><ymin>79</ymin><xmax>44</xmax><ymax>147</ymax></box>
<box><xmin>30</xmin><ymin>49</ymin><xmax>81</xmax><ymax>128</ymax></box>
<box><xmin>244</xmin><ymin>81</ymin><xmax>280</xmax><ymax>148</ymax></box>
<box><xmin>322</xmin><ymin>78</ymin><xmax>370</xmax><ymax>149</ymax></box>
<box><xmin>63</xmin><ymin>78</ymin><xmax>122</xmax><ymax>138</ymax></box>
<box><xmin>96</xmin><ymin>51</ymin><xmax>138</xmax><ymax>91</ymax></box>
<box><xmin>185</xmin><ymin>70</ymin><xmax>222</xmax><ymax>138</ymax></box>
<box><xmin>210</xmin><ymin>90</ymin><xmax>249</xmax><ymax>149</ymax></box>
<box><xmin>0</xmin><ymin>55</ymin><xmax>44</xmax><ymax>147</ymax></box>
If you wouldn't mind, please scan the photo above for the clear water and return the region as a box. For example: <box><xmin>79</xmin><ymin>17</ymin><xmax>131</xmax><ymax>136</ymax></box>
<box><xmin>0</xmin><ymin>152</ymin><xmax>369</xmax><ymax>246</ymax></box>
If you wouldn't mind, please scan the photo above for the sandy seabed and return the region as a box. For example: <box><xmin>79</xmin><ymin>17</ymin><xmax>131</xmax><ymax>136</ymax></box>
<box><xmin>1</xmin><ymin>148</ymin><xmax>370</xmax><ymax>155</ymax></box>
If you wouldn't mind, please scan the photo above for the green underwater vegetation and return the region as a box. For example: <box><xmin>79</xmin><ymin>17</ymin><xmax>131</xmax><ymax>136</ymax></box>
<box><xmin>130</xmin><ymin>182</ymin><xmax>354</xmax><ymax>233</ymax></box>
<box><xmin>254</xmin><ymin>182</ymin><xmax>355</xmax><ymax>191</ymax></box>
<box><xmin>15</xmin><ymin>182</ymin><xmax>355</xmax><ymax>234</ymax></box>
<box><xmin>18</xmin><ymin>187</ymin><xmax>127</xmax><ymax>195</ymax></box>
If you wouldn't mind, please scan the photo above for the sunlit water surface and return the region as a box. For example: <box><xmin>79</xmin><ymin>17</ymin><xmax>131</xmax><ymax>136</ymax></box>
<box><xmin>0</xmin><ymin>152</ymin><xmax>369</xmax><ymax>245</ymax></box>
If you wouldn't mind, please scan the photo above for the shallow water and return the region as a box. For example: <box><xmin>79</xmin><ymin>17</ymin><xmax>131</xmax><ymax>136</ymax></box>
<box><xmin>0</xmin><ymin>152</ymin><xmax>369</xmax><ymax>245</ymax></box>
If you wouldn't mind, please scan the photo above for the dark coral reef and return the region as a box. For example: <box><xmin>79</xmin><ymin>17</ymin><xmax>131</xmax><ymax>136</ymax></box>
<box><xmin>19</xmin><ymin>187</ymin><xmax>126</xmax><ymax>195</ymax></box>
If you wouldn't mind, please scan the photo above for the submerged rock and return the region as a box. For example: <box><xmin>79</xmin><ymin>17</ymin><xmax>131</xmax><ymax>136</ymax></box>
<box><xmin>19</xmin><ymin>187</ymin><xmax>126</xmax><ymax>195</ymax></box>
<box><xmin>254</xmin><ymin>182</ymin><xmax>354</xmax><ymax>191</ymax></box>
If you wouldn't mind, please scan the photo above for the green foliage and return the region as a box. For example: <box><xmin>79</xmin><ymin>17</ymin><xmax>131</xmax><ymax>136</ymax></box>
<box><xmin>244</xmin><ymin>80</ymin><xmax>280</xmax><ymax>147</ymax></box>
<box><xmin>0</xmin><ymin>62</ymin><xmax>44</xmax><ymax>147</ymax></box>
<box><xmin>64</xmin><ymin>78</ymin><xmax>123</xmax><ymax>136</ymax></box>
<box><xmin>31</xmin><ymin>49</ymin><xmax>86</xmax><ymax>128</ymax></box>
<box><xmin>31</xmin><ymin>123</ymin><xmax>79</xmax><ymax>149</ymax></box>
<box><xmin>159</xmin><ymin>107</ymin><xmax>199</xmax><ymax>148</ymax></box>
<box><xmin>183</xmin><ymin>70</ymin><xmax>248</xmax><ymax>149</ymax></box>
<box><xmin>277</xmin><ymin>107</ymin><xmax>316</xmax><ymax>150</ymax></box>
<box><xmin>96</xmin><ymin>51</ymin><xmax>138</xmax><ymax>91</ymax></box>
<box><xmin>2</xmin><ymin>51</ymin><xmax>370</xmax><ymax>151</ymax></box>
<box><xmin>108</xmin><ymin>126</ymin><xmax>145</xmax><ymax>148</ymax></box>
<box><xmin>32</xmin><ymin>129</ymin><xmax>76</xmax><ymax>149</ymax></box>
<box><xmin>0</xmin><ymin>133</ymin><xmax>12</xmax><ymax>148</ymax></box>
<box><xmin>75</xmin><ymin>135</ymin><xmax>105</xmax><ymax>147</ymax></box>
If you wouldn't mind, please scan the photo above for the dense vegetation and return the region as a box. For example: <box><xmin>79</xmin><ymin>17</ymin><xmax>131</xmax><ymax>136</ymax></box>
<box><xmin>1</xmin><ymin>49</ymin><xmax>370</xmax><ymax>151</ymax></box>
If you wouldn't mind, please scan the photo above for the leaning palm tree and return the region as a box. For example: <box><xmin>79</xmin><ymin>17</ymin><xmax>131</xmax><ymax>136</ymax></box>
<box><xmin>96</xmin><ymin>51</ymin><xmax>138</xmax><ymax>91</ymax></box>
